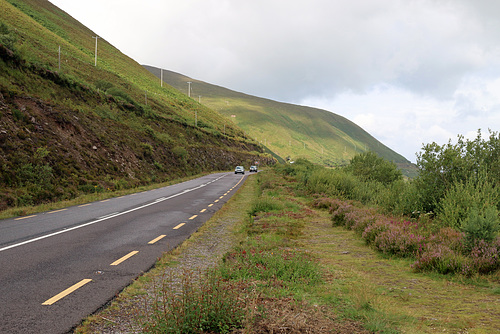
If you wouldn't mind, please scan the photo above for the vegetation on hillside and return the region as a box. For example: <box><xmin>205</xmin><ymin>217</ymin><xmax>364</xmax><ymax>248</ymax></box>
<box><xmin>144</xmin><ymin>66</ymin><xmax>411</xmax><ymax>168</ymax></box>
<box><xmin>0</xmin><ymin>0</ymin><xmax>273</xmax><ymax>212</ymax></box>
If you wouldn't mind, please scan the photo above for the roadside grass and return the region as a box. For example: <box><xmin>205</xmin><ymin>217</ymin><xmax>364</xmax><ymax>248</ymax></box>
<box><xmin>304</xmin><ymin>209</ymin><xmax>500</xmax><ymax>333</ymax></box>
<box><xmin>76</xmin><ymin>168</ymin><xmax>499</xmax><ymax>333</ymax></box>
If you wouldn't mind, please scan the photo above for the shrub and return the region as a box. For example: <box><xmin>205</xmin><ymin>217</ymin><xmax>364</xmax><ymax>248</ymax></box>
<box><xmin>412</xmin><ymin>244</ymin><xmax>466</xmax><ymax>275</ymax></box>
<box><xmin>141</xmin><ymin>142</ymin><xmax>154</xmax><ymax>159</ymax></box>
<box><xmin>415</xmin><ymin>130</ymin><xmax>500</xmax><ymax>213</ymax></box>
<box><xmin>372</xmin><ymin>222</ymin><xmax>426</xmax><ymax>258</ymax></box>
<box><xmin>362</xmin><ymin>220</ymin><xmax>391</xmax><ymax>245</ymax></box>
<box><xmin>311</xmin><ymin>197</ymin><xmax>342</xmax><ymax>211</ymax></box>
<box><xmin>95</xmin><ymin>80</ymin><xmax>113</xmax><ymax>92</ymax></box>
<box><xmin>106</xmin><ymin>86</ymin><xmax>135</xmax><ymax>104</ymax></box>
<box><xmin>344</xmin><ymin>151</ymin><xmax>402</xmax><ymax>185</ymax></box>
<box><xmin>461</xmin><ymin>205</ymin><xmax>500</xmax><ymax>251</ymax></box>
<box><xmin>140</xmin><ymin>269</ymin><xmax>248</xmax><ymax>333</ymax></box>
<box><xmin>331</xmin><ymin>201</ymin><xmax>354</xmax><ymax>227</ymax></box>
<box><xmin>469</xmin><ymin>238</ymin><xmax>500</xmax><ymax>274</ymax></box>
<box><xmin>437</xmin><ymin>172</ymin><xmax>500</xmax><ymax>229</ymax></box>
<box><xmin>412</xmin><ymin>237</ymin><xmax>500</xmax><ymax>276</ymax></box>
<box><xmin>172</xmin><ymin>146</ymin><xmax>188</xmax><ymax>160</ymax></box>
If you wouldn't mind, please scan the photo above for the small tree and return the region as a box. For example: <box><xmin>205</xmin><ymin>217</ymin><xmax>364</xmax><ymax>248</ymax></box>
<box><xmin>415</xmin><ymin>129</ymin><xmax>500</xmax><ymax>213</ymax></box>
<box><xmin>461</xmin><ymin>205</ymin><xmax>500</xmax><ymax>251</ymax></box>
<box><xmin>345</xmin><ymin>151</ymin><xmax>402</xmax><ymax>185</ymax></box>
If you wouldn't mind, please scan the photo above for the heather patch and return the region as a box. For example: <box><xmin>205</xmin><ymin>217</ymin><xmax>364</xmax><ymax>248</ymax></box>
<box><xmin>319</xmin><ymin>197</ymin><xmax>500</xmax><ymax>276</ymax></box>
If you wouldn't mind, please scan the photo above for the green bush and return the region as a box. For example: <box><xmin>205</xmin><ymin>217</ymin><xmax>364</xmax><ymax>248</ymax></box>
<box><xmin>172</xmin><ymin>146</ymin><xmax>188</xmax><ymax>160</ymax></box>
<box><xmin>306</xmin><ymin>168</ymin><xmax>382</xmax><ymax>204</ymax></box>
<box><xmin>461</xmin><ymin>206</ymin><xmax>500</xmax><ymax>251</ymax></box>
<box><xmin>106</xmin><ymin>86</ymin><xmax>135</xmax><ymax>104</ymax></box>
<box><xmin>95</xmin><ymin>80</ymin><xmax>113</xmax><ymax>92</ymax></box>
<box><xmin>344</xmin><ymin>151</ymin><xmax>402</xmax><ymax>185</ymax></box>
<box><xmin>415</xmin><ymin>130</ymin><xmax>500</xmax><ymax>213</ymax></box>
<box><xmin>437</xmin><ymin>172</ymin><xmax>500</xmax><ymax>229</ymax></box>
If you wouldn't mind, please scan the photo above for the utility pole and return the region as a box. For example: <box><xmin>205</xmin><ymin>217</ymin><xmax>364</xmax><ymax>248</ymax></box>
<box><xmin>160</xmin><ymin>68</ymin><xmax>163</xmax><ymax>87</ymax></box>
<box><xmin>92</xmin><ymin>36</ymin><xmax>100</xmax><ymax>66</ymax></box>
<box><xmin>187</xmin><ymin>81</ymin><xmax>192</xmax><ymax>97</ymax></box>
<box><xmin>58</xmin><ymin>46</ymin><xmax>61</xmax><ymax>71</ymax></box>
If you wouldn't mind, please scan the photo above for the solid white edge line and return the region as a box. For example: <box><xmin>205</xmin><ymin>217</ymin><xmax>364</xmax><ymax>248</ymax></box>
<box><xmin>0</xmin><ymin>174</ymin><xmax>230</xmax><ymax>253</ymax></box>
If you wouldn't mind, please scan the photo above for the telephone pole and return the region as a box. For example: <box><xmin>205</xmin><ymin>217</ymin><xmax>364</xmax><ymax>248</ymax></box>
<box><xmin>187</xmin><ymin>82</ymin><xmax>192</xmax><ymax>97</ymax></box>
<box><xmin>92</xmin><ymin>36</ymin><xmax>100</xmax><ymax>66</ymax></box>
<box><xmin>160</xmin><ymin>68</ymin><xmax>163</xmax><ymax>87</ymax></box>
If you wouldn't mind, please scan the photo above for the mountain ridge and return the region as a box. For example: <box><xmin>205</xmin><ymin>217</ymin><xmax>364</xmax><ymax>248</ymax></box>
<box><xmin>144</xmin><ymin>66</ymin><xmax>410</xmax><ymax>166</ymax></box>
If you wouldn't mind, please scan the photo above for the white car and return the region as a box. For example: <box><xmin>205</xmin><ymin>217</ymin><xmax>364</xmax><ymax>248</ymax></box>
<box><xmin>234</xmin><ymin>166</ymin><xmax>245</xmax><ymax>174</ymax></box>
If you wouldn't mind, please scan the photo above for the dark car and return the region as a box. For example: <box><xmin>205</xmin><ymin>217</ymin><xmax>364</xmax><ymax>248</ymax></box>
<box><xmin>234</xmin><ymin>166</ymin><xmax>245</xmax><ymax>174</ymax></box>
<box><xmin>249</xmin><ymin>165</ymin><xmax>258</xmax><ymax>172</ymax></box>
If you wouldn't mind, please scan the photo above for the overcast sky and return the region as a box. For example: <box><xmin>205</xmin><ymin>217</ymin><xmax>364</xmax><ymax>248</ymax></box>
<box><xmin>49</xmin><ymin>0</ymin><xmax>500</xmax><ymax>162</ymax></box>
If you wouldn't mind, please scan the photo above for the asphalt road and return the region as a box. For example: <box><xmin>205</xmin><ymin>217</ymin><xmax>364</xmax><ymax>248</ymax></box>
<box><xmin>0</xmin><ymin>172</ymin><xmax>248</xmax><ymax>334</ymax></box>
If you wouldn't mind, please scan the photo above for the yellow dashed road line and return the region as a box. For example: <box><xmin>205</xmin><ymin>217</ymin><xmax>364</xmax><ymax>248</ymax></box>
<box><xmin>14</xmin><ymin>215</ymin><xmax>37</xmax><ymax>221</ymax></box>
<box><xmin>148</xmin><ymin>235</ymin><xmax>166</xmax><ymax>244</ymax></box>
<box><xmin>42</xmin><ymin>279</ymin><xmax>92</xmax><ymax>305</ymax></box>
<box><xmin>110</xmin><ymin>251</ymin><xmax>139</xmax><ymax>266</ymax></box>
<box><xmin>48</xmin><ymin>209</ymin><xmax>67</xmax><ymax>214</ymax></box>
<box><xmin>173</xmin><ymin>223</ymin><xmax>185</xmax><ymax>230</ymax></box>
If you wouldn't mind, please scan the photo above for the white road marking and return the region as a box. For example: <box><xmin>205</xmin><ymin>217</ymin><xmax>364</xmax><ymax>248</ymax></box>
<box><xmin>0</xmin><ymin>175</ymin><xmax>230</xmax><ymax>253</ymax></box>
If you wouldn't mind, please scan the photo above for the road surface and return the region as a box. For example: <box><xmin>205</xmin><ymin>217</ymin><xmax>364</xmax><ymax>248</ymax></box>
<box><xmin>0</xmin><ymin>172</ymin><xmax>247</xmax><ymax>333</ymax></box>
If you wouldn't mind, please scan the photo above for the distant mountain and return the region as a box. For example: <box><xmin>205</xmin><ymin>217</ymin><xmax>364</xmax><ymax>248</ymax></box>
<box><xmin>0</xmin><ymin>0</ymin><xmax>270</xmax><ymax>211</ymax></box>
<box><xmin>144</xmin><ymin>66</ymin><xmax>410</xmax><ymax>166</ymax></box>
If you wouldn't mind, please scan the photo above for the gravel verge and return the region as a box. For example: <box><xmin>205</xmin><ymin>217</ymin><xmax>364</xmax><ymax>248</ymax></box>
<box><xmin>76</xmin><ymin>197</ymin><xmax>241</xmax><ymax>333</ymax></box>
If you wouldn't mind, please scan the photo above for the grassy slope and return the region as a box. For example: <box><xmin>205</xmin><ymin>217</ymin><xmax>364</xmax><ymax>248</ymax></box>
<box><xmin>145</xmin><ymin>66</ymin><xmax>410</xmax><ymax>166</ymax></box>
<box><xmin>0</xmin><ymin>0</ymin><xmax>271</xmax><ymax>211</ymax></box>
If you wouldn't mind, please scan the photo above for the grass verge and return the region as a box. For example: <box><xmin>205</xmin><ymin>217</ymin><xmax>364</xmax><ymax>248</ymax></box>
<box><xmin>76</xmin><ymin>168</ymin><xmax>500</xmax><ymax>333</ymax></box>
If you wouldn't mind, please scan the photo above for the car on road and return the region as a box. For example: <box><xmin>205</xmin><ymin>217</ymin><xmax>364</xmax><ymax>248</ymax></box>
<box><xmin>249</xmin><ymin>165</ymin><xmax>258</xmax><ymax>172</ymax></box>
<box><xmin>234</xmin><ymin>166</ymin><xmax>245</xmax><ymax>174</ymax></box>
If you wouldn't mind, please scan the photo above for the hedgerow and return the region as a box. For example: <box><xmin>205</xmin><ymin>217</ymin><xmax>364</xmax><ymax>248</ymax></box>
<box><xmin>281</xmin><ymin>138</ymin><xmax>500</xmax><ymax>277</ymax></box>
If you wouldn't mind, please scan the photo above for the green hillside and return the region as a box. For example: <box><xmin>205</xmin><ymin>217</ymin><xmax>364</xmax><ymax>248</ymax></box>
<box><xmin>144</xmin><ymin>66</ymin><xmax>410</xmax><ymax>166</ymax></box>
<box><xmin>0</xmin><ymin>0</ymin><xmax>271</xmax><ymax>211</ymax></box>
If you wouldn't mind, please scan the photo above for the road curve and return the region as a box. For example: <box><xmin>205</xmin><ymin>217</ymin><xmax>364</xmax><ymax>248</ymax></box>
<box><xmin>0</xmin><ymin>172</ymin><xmax>247</xmax><ymax>334</ymax></box>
